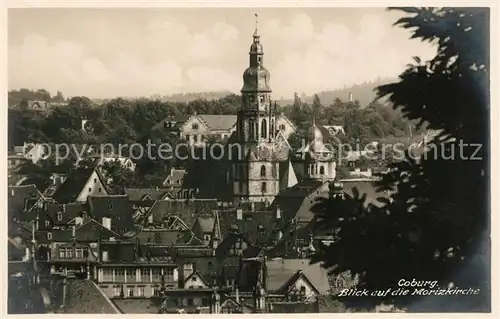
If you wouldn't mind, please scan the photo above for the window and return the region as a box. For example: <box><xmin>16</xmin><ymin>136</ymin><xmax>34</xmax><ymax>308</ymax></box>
<box><xmin>114</xmin><ymin>287</ymin><xmax>121</xmax><ymax>297</ymax></box>
<box><xmin>58</xmin><ymin>247</ymin><xmax>66</xmax><ymax>259</ymax></box>
<box><xmin>319</xmin><ymin>166</ymin><xmax>325</xmax><ymax>175</ymax></box>
<box><xmin>128</xmin><ymin>288</ymin><xmax>134</xmax><ymax>297</ymax></box>
<box><xmin>57</xmin><ymin>212</ymin><xmax>62</xmax><ymax>221</ymax></box>
<box><xmin>261</xmin><ymin>119</ymin><xmax>267</xmax><ymax>138</ymax></box>
<box><xmin>141</xmin><ymin>269</ymin><xmax>150</xmax><ymax>282</ymax></box>
<box><xmin>257</xmin><ymin>56</ymin><xmax>262</xmax><ymax>65</ymax></box>
<box><xmin>115</xmin><ymin>269</ymin><xmax>125</xmax><ymax>282</ymax></box>
<box><xmin>75</xmin><ymin>247</ymin><xmax>83</xmax><ymax>258</ymax></box>
<box><xmin>191</xmin><ymin>276</ymin><xmax>197</xmax><ymax>282</ymax></box>
<box><xmin>66</xmin><ymin>248</ymin><xmax>73</xmax><ymax>258</ymax></box>
<box><xmin>102</xmin><ymin>268</ymin><xmax>113</xmax><ymax>282</ymax></box>
<box><xmin>261</xmin><ymin>182</ymin><xmax>267</xmax><ymax>193</ymax></box>
<box><xmin>165</xmin><ymin>268</ymin><xmax>174</xmax><ymax>281</ymax></box>
<box><xmin>279</xmin><ymin>124</ymin><xmax>286</xmax><ymax>130</ymax></box>
<box><xmin>208</xmin><ymin>262</ymin><xmax>213</xmax><ymax>269</ymax></box>
<box><xmin>137</xmin><ymin>287</ymin><xmax>144</xmax><ymax>297</ymax></box>
<box><xmin>187</xmin><ymin>298</ymin><xmax>194</xmax><ymax>306</ymax></box>
<box><xmin>126</xmin><ymin>269</ymin><xmax>136</xmax><ymax>282</ymax></box>
<box><xmin>249</xmin><ymin>120</ymin><xmax>254</xmax><ymax>139</ymax></box>
<box><xmin>152</xmin><ymin>268</ymin><xmax>162</xmax><ymax>282</ymax></box>
<box><xmin>184</xmin><ymin>264</ymin><xmax>193</xmax><ymax>271</ymax></box>
<box><xmin>45</xmin><ymin>220</ymin><xmax>50</xmax><ymax>227</ymax></box>
<box><xmin>94</xmin><ymin>178</ymin><xmax>97</xmax><ymax>183</ymax></box>
<box><xmin>300</xmin><ymin>286</ymin><xmax>306</xmax><ymax>295</ymax></box>
<box><xmin>88</xmin><ymin>187</ymin><xmax>92</xmax><ymax>192</ymax></box>
<box><xmin>185</xmin><ymin>134</ymin><xmax>190</xmax><ymax>142</ymax></box>
<box><xmin>260</xmin><ymin>165</ymin><xmax>266</xmax><ymax>177</ymax></box>
<box><xmin>98</xmin><ymin>187</ymin><xmax>102</xmax><ymax>192</ymax></box>
<box><xmin>192</xmin><ymin>123</ymin><xmax>199</xmax><ymax>130</ymax></box>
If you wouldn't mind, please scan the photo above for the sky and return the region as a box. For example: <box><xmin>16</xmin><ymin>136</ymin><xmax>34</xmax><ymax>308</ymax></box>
<box><xmin>8</xmin><ymin>8</ymin><xmax>436</xmax><ymax>99</ymax></box>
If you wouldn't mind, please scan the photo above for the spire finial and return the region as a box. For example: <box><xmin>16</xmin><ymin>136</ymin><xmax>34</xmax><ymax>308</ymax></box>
<box><xmin>253</xmin><ymin>13</ymin><xmax>259</xmax><ymax>37</ymax></box>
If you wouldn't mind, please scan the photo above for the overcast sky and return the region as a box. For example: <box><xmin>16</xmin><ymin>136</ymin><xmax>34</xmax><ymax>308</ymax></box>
<box><xmin>8</xmin><ymin>8</ymin><xmax>436</xmax><ymax>99</ymax></box>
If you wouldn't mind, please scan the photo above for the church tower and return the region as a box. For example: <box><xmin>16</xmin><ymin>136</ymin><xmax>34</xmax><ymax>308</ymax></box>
<box><xmin>295</xmin><ymin>118</ymin><xmax>336</xmax><ymax>181</ymax></box>
<box><xmin>232</xmin><ymin>14</ymin><xmax>288</xmax><ymax>204</ymax></box>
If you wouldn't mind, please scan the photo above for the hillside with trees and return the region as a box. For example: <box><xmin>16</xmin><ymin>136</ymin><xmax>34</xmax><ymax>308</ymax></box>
<box><xmin>311</xmin><ymin>7</ymin><xmax>490</xmax><ymax>312</ymax></box>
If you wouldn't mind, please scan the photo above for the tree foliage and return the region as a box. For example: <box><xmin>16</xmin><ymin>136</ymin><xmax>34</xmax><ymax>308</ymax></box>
<box><xmin>311</xmin><ymin>7</ymin><xmax>490</xmax><ymax>312</ymax></box>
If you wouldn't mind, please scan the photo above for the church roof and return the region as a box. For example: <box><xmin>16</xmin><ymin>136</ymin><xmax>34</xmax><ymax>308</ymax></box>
<box><xmin>197</xmin><ymin>114</ymin><xmax>237</xmax><ymax>131</ymax></box>
<box><xmin>265</xmin><ymin>258</ymin><xmax>331</xmax><ymax>295</ymax></box>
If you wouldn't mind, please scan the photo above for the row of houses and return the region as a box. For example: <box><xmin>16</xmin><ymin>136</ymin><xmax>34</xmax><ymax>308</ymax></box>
<box><xmin>8</xmin><ymin>166</ymin><xmax>389</xmax><ymax>314</ymax></box>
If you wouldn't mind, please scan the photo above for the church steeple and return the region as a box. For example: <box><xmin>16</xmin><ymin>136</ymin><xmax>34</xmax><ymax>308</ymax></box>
<box><xmin>242</xmin><ymin>13</ymin><xmax>270</xmax><ymax>93</ymax></box>
<box><xmin>231</xmin><ymin>14</ymin><xmax>287</xmax><ymax>205</ymax></box>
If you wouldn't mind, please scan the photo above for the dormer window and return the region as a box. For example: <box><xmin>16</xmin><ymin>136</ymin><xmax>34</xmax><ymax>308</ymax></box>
<box><xmin>47</xmin><ymin>232</ymin><xmax>52</xmax><ymax>240</ymax></box>
<box><xmin>57</xmin><ymin>212</ymin><xmax>63</xmax><ymax>221</ymax></box>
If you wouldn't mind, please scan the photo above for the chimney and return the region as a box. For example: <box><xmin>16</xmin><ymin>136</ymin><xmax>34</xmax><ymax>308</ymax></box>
<box><xmin>250</xmin><ymin>202</ymin><xmax>255</xmax><ymax>212</ymax></box>
<box><xmin>349</xmin><ymin>92</ymin><xmax>353</xmax><ymax>102</ymax></box>
<box><xmin>275</xmin><ymin>205</ymin><xmax>281</xmax><ymax>219</ymax></box>
<box><xmin>236</xmin><ymin>209</ymin><xmax>243</xmax><ymax>220</ymax></box>
<box><xmin>102</xmin><ymin>217</ymin><xmax>111</xmax><ymax>230</ymax></box>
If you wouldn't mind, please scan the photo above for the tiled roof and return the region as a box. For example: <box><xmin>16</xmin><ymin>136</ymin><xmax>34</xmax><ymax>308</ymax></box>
<box><xmin>74</xmin><ymin>219</ymin><xmax>122</xmax><ymax>241</ymax></box>
<box><xmin>192</xmin><ymin>216</ymin><xmax>215</xmax><ymax>235</ymax></box>
<box><xmin>52</xmin><ymin>168</ymin><xmax>107</xmax><ymax>203</ymax></box>
<box><xmin>145</xmin><ymin>199</ymin><xmax>218</xmax><ymax>228</ymax></box>
<box><xmin>112</xmin><ymin>298</ymin><xmax>161</xmax><ymax>313</ymax></box>
<box><xmin>125</xmin><ymin>188</ymin><xmax>173</xmax><ymax>201</ymax></box>
<box><xmin>197</xmin><ymin>114</ymin><xmax>237</xmax><ymax>131</ymax></box>
<box><xmin>8</xmin><ymin>185</ymin><xmax>41</xmax><ymax>221</ymax></box>
<box><xmin>63</xmin><ymin>279</ymin><xmax>120</xmax><ymax>313</ymax></box>
<box><xmin>266</xmin><ymin>258</ymin><xmax>331</xmax><ymax>295</ymax></box>
<box><xmin>218</xmin><ymin>209</ymin><xmax>275</xmax><ymax>246</ymax></box>
<box><xmin>152</xmin><ymin>114</ymin><xmax>191</xmax><ymax>131</ymax></box>
<box><xmin>17</xmin><ymin>177</ymin><xmax>52</xmax><ymax>194</ymax></box>
<box><xmin>272</xmin><ymin>180</ymin><xmax>329</xmax><ymax>223</ymax></box>
<box><xmin>46</xmin><ymin>203</ymin><xmax>86</xmax><ymax>226</ymax></box>
<box><xmin>134</xmin><ymin>228</ymin><xmax>192</xmax><ymax>245</ymax></box>
<box><xmin>163</xmin><ymin>169</ymin><xmax>187</xmax><ymax>186</ymax></box>
<box><xmin>88</xmin><ymin>195</ymin><xmax>135</xmax><ymax>234</ymax></box>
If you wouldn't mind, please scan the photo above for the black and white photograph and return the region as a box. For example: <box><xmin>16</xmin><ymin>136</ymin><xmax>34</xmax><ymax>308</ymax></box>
<box><xmin>5</xmin><ymin>3</ymin><xmax>493</xmax><ymax>314</ymax></box>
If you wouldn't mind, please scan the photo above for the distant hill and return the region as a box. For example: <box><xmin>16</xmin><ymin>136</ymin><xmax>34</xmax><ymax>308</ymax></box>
<box><xmin>153</xmin><ymin>91</ymin><xmax>234</xmax><ymax>103</ymax></box>
<box><xmin>276</xmin><ymin>77</ymin><xmax>397</xmax><ymax>107</ymax></box>
<box><xmin>9</xmin><ymin>78</ymin><xmax>396</xmax><ymax>107</ymax></box>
